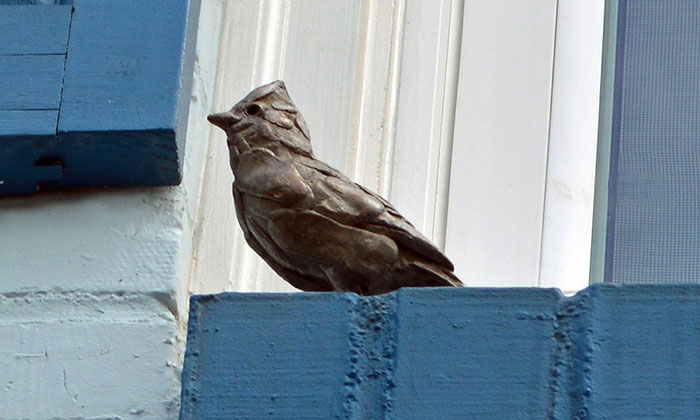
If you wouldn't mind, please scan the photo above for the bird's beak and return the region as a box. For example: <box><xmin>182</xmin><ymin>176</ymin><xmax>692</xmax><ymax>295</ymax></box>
<box><xmin>207</xmin><ymin>111</ymin><xmax>239</xmax><ymax>130</ymax></box>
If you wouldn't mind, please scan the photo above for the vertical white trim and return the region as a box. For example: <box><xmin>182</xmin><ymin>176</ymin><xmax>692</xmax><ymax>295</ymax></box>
<box><xmin>196</xmin><ymin>0</ymin><xmax>607</xmax><ymax>293</ymax></box>
<box><xmin>445</xmin><ymin>0</ymin><xmax>558</xmax><ymax>286</ymax></box>
<box><xmin>538</xmin><ymin>0</ymin><xmax>560</xmax><ymax>286</ymax></box>
<box><xmin>251</xmin><ymin>0</ymin><xmax>289</xmax><ymax>86</ymax></box>
<box><xmin>390</xmin><ymin>0</ymin><xmax>459</xmax><ymax>242</ymax></box>
<box><xmin>347</xmin><ymin>0</ymin><xmax>401</xmax><ymax>192</ymax></box>
<box><xmin>432</xmin><ymin>0</ymin><xmax>465</xmax><ymax>250</ymax></box>
<box><xmin>345</xmin><ymin>0</ymin><xmax>372</xmax><ymax>183</ymax></box>
<box><xmin>589</xmin><ymin>0</ymin><xmax>619</xmax><ymax>285</ymax></box>
<box><xmin>538</xmin><ymin>0</ymin><xmax>606</xmax><ymax>289</ymax></box>
<box><xmin>378</xmin><ymin>0</ymin><xmax>406</xmax><ymax>198</ymax></box>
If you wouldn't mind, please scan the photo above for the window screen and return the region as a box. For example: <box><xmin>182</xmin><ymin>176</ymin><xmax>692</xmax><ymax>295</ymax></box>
<box><xmin>607</xmin><ymin>0</ymin><xmax>700</xmax><ymax>283</ymax></box>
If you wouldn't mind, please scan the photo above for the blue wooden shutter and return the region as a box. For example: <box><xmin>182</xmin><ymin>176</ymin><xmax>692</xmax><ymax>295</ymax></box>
<box><xmin>0</xmin><ymin>0</ymin><xmax>200</xmax><ymax>195</ymax></box>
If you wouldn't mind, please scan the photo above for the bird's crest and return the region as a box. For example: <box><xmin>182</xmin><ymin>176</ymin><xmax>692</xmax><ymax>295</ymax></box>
<box><xmin>243</xmin><ymin>81</ymin><xmax>311</xmax><ymax>140</ymax></box>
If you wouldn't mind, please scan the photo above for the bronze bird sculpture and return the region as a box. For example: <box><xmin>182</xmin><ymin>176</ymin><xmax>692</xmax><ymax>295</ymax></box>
<box><xmin>208</xmin><ymin>80</ymin><xmax>462</xmax><ymax>295</ymax></box>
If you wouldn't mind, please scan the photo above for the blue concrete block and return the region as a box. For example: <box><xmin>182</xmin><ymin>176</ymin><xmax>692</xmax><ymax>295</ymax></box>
<box><xmin>0</xmin><ymin>5</ymin><xmax>71</xmax><ymax>54</ymax></box>
<box><xmin>390</xmin><ymin>288</ymin><xmax>560</xmax><ymax>420</ymax></box>
<box><xmin>585</xmin><ymin>284</ymin><xmax>700</xmax><ymax>419</ymax></box>
<box><xmin>181</xmin><ymin>293</ymin><xmax>356</xmax><ymax>420</ymax></box>
<box><xmin>181</xmin><ymin>285</ymin><xmax>700</xmax><ymax>419</ymax></box>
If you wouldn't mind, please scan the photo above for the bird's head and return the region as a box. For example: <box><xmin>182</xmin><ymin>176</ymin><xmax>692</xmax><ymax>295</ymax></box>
<box><xmin>208</xmin><ymin>81</ymin><xmax>313</xmax><ymax>168</ymax></box>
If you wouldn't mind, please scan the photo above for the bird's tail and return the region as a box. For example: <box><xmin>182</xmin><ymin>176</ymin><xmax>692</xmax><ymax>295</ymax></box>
<box><xmin>405</xmin><ymin>261</ymin><xmax>464</xmax><ymax>288</ymax></box>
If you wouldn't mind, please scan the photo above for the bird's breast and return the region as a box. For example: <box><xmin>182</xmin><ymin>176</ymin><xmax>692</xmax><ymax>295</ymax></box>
<box><xmin>234</xmin><ymin>148</ymin><xmax>313</xmax><ymax>205</ymax></box>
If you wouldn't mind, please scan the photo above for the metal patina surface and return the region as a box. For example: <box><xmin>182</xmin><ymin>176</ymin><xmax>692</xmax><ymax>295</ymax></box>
<box><xmin>208</xmin><ymin>81</ymin><xmax>462</xmax><ymax>295</ymax></box>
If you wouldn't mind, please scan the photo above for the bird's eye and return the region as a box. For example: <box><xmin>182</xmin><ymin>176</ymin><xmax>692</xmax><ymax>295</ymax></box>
<box><xmin>245</xmin><ymin>104</ymin><xmax>261</xmax><ymax>116</ymax></box>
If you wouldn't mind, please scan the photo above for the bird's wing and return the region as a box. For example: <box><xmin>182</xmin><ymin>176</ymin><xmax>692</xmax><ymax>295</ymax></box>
<box><xmin>356</xmin><ymin>183</ymin><xmax>455</xmax><ymax>271</ymax></box>
<box><xmin>299</xmin><ymin>158</ymin><xmax>455</xmax><ymax>272</ymax></box>
<box><xmin>233</xmin><ymin>185</ymin><xmax>333</xmax><ymax>292</ymax></box>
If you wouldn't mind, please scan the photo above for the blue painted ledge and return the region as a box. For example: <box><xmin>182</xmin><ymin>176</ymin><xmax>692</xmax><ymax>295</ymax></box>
<box><xmin>0</xmin><ymin>0</ymin><xmax>200</xmax><ymax>195</ymax></box>
<box><xmin>180</xmin><ymin>284</ymin><xmax>700</xmax><ymax>420</ymax></box>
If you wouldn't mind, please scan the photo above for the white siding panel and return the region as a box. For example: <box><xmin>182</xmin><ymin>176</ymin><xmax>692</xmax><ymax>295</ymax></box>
<box><xmin>538</xmin><ymin>0</ymin><xmax>605</xmax><ymax>291</ymax></box>
<box><xmin>390</xmin><ymin>0</ymin><xmax>462</xmax><ymax>245</ymax></box>
<box><xmin>279</xmin><ymin>1</ymin><xmax>363</xmax><ymax>172</ymax></box>
<box><xmin>347</xmin><ymin>0</ymin><xmax>399</xmax><ymax>191</ymax></box>
<box><xmin>189</xmin><ymin>1</ymin><xmax>259</xmax><ymax>295</ymax></box>
<box><xmin>445</xmin><ymin>0</ymin><xmax>558</xmax><ymax>286</ymax></box>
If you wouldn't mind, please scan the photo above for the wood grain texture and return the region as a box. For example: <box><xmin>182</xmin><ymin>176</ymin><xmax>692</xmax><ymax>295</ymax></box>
<box><xmin>52</xmin><ymin>0</ymin><xmax>200</xmax><ymax>189</ymax></box>
<box><xmin>0</xmin><ymin>5</ymin><xmax>71</xmax><ymax>55</ymax></box>
<box><xmin>0</xmin><ymin>111</ymin><xmax>58</xmax><ymax>194</ymax></box>
<box><xmin>183</xmin><ymin>285</ymin><xmax>700</xmax><ymax>419</ymax></box>
<box><xmin>0</xmin><ymin>134</ymin><xmax>61</xmax><ymax>195</ymax></box>
<box><xmin>59</xmin><ymin>0</ymin><xmax>191</xmax><ymax>132</ymax></box>
<box><xmin>0</xmin><ymin>0</ymin><xmax>200</xmax><ymax>195</ymax></box>
<box><xmin>0</xmin><ymin>6</ymin><xmax>68</xmax><ymax>194</ymax></box>
<box><xmin>0</xmin><ymin>110</ymin><xmax>56</xmax><ymax>135</ymax></box>
<box><xmin>43</xmin><ymin>130</ymin><xmax>180</xmax><ymax>189</ymax></box>
<box><xmin>0</xmin><ymin>55</ymin><xmax>65</xmax><ymax>110</ymax></box>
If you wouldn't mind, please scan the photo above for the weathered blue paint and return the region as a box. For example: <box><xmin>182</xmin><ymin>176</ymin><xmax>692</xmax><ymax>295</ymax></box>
<box><xmin>60</xmin><ymin>0</ymin><xmax>191</xmax><ymax>132</ymax></box>
<box><xmin>584</xmin><ymin>285</ymin><xmax>700</xmax><ymax>418</ymax></box>
<box><xmin>0</xmin><ymin>1</ymin><xmax>200</xmax><ymax>195</ymax></box>
<box><xmin>391</xmin><ymin>288</ymin><xmax>559</xmax><ymax>419</ymax></box>
<box><xmin>181</xmin><ymin>293</ymin><xmax>354</xmax><ymax>420</ymax></box>
<box><xmin>43</xmin><ymin>130</ymin><xmax>180</xmax><ymax>190</ymax></box>
<box><xmin>0</xmin><ymin>55</ymin><xmax>65</xmax><ymax>110</ymax></box>
<box><xmin>0</xmin><ymin>111</ymin><xmax>56</xmax><ymax>136</ymax></box>
<box><xmin>0</xmin><ymin>5</ymin><xmax>69</xmax><ymax>194</ymax></box>
<box><xmin>0</xmin><ymin>1</ymin><xmax>71</xmax><ymax>5</ymax></box>
<box><xmin>0</xmin><ymin>5</ymin><xmax>71</xmax><ymax>54</ymax></box>
<box><xmin>181</xmin><ymin>285</ymin><xmax>700</xmax><ymax>419</ymax></box>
